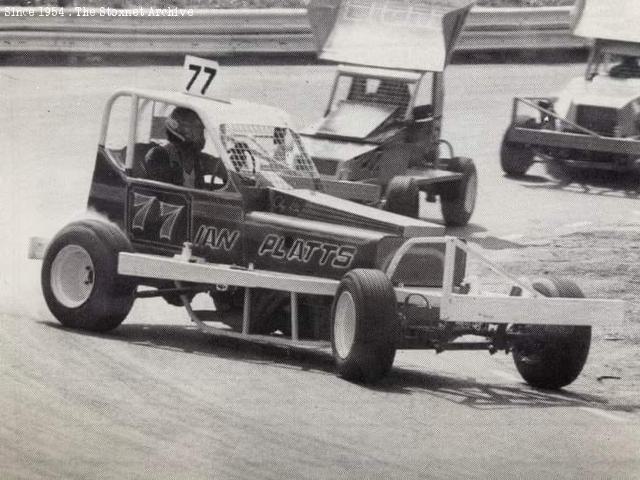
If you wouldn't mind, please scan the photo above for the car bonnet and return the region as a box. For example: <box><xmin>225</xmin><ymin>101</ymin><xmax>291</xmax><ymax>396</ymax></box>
<box><xmin>267</xmin><ymin>187</ymin><xmax>445</xmax><ymax>238</ymax></box>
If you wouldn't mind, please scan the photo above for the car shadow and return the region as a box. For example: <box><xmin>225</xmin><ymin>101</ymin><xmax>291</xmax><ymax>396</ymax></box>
<box><xmin>443</xmin><ymin>223</ymin><xmax>529</xmax><ymax>250</ymax></box>
<box><xmin>43</xmin><ymin>321</ymin><xmax>337</xmax><ymax>375</ymax></box>
<box><xmin>42</xmin><ymin>321</ymin><xmax>637</xmax><ymax>413</ymax></box>
<box><xmin>372</xmin><ymin>367</ymin><xmax>637</xmax><ymax>413</ymax></box>
<box><xmin>442</xmin><ymin>222</ymin><xmax>487</xmax><ymax>237</ymax></box>
<box><xmin>514</xmin><ymin>169</ymin><xmax>640</xmax><ymax>199</ymax></box>
<box><xmin>503</xmin><ymin>173</ymin><xmax>550</xmax><ymax>184</ymax></box>
<box><xmin>467</xmin><ymin>235</ymin><xmax>530</xmax><ymax>250</ymax></box>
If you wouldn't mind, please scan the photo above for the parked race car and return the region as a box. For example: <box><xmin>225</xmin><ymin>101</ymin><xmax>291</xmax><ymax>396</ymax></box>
<box><xmin>301</xmin><ymin>0</ymin><xmax>478</xmax><ymax>226</ymax></box>
<box><xmin>501</xmin><ymin>0</ymin><xmax>640</xmax><ymax>177</ymax></box>
<box><xmin>29</xmin><ymin>58</ymin><xmax>625</xmax><ymax>387</ymax></box>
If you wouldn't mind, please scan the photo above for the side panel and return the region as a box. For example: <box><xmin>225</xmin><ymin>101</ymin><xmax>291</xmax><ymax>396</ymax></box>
<box><xmin>86</xmin><ymin>149</ymin><xmax>128</xmax><ymax>230</ymax></box>
<box><xmin>245</xmin><ymin>212</ymin><xmax>382</xmax><ymax>279</ymax></box>
<box><xmin>126</xmin><ymin>184</ymin><xmax>190</xmax><ymax>253</ymax></box>
<box><xmin>190</xmin><ymin>190</ymin><xmax>245</xmax><ymax>266</ymax></box>
<box><xmin>125</xmin><ymin>180</ymin><xmax>245</xmax><ymax>265</ymax></box>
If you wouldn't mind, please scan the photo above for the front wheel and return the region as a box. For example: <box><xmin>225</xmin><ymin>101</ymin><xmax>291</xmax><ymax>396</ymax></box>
<box><xmin>440</xmin><ymin>157</ymin><xmax>477</xmax><ymax>227</ymax></box>
<box><xmin>331</xmin><ymin>269</ymin><xmax>399</xmax><ymax>383</ymax></box>
<box><xmin>383</xmin><ymin>176</ymin><xmax>419</xmax><ymax>218</ymax></box>
<box><xmin>500</xmin><ymin>116</ymin><xmax>537</xmax><ymax>176</ymax></box>
<box><xmin>41</xmin><ymin>219</ymin><xmax>136</xmax><ymax>332</ymax></box>
<box><xmin>511</xmin><ymin>277</ymin><xmax>591</xmax><ymax>389</ymax></box>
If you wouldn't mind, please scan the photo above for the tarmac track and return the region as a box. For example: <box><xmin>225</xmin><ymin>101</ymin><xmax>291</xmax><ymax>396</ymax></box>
<box><xmin>1</xmin><ymin>63</ymin><xmax>639</xmax><ymax>479</ymax></box>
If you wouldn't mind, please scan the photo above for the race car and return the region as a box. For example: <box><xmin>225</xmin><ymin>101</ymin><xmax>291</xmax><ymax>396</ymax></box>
<box><xmin>501</xmin><ymin>0</ymin><xmax>640</xmax><ymax>178</ymax></box>
<box><xmin>301</xmin><ymin>0</ymin><xmax>477</xmax><ymax>226</ymax></box>
<box><xmin>29</xmin><ymin>57</ymin><xmax>625</xmax><ymax>387</ymax></box>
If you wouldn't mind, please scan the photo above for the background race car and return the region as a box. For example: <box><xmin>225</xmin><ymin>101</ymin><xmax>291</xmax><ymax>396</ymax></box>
<box><xmin>302</xmin><ymin>0</ymin><xmax>478</xmax><ymax>226</ymax></box>
<box><xmin>501</xmin><ymin>0</ymin><xmax>640</xmax><ymax>178</ymax></box>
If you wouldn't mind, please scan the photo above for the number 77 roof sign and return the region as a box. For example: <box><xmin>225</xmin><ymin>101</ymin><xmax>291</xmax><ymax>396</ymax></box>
<box><xmin>183</xmin><ymin>55</ymin><xmax>220</xmax><ymax>97</ymax></box>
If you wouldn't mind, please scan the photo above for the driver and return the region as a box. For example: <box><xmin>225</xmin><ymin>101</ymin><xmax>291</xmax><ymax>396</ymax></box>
<box><xmin>609</xmin><ymin>56</ymin><xmax>640</xmax><ymax>79</ymax></box>
<box><xmin>145</xmin><ymin>107</ymin><xmax>227</xmax><ymax>189</ymax></box>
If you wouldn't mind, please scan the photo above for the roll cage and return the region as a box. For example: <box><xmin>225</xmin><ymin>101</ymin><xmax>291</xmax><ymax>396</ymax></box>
<box><xmin>319</xmin><ymin>64</ymin><xmax>445</xmax><ymax>141</ymax></box>
<box><xmin>584</xmin><ymin>40</ymin><xmax>640</xmax><ymax>81</ymax></box>
<box><xmin>99</xmin><ymin>89</ymin><xmax>322</xmax><ymax>192</ymax></box>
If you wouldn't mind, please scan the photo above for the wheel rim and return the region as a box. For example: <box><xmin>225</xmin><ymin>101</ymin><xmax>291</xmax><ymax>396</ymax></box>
<box><xmin>463</xmin><ymin>172</ymin><xmax>478</xmax><ymax>213</ymax></box>
<box><xmin>334</xmin><ymin>291</ymin><xmax>357</xmax><ymax>359</ymax></box>
<box><xmin>50</xmin><ymin>245</ymin><xmax>95</xmax><ymax>308</ymax></box>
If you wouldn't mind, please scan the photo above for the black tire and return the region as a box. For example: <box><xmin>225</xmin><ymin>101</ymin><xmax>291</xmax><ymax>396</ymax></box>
<box><xmin>210</xmin><ymin>287</ymin><xmax>329</xmax><ymax>339</ymax></box>
<box><xmin>330</xmin><ymin>269</ymin><xmax>399</xmax><ymax>383</ymax></box>
<box><xmin>440</xmin><ymin>157</ymin><xmax>477</xmax><ymax>227</ymax></box>
<box><xmin>250</xmin><ymin>289</ymin><xmax>290</xmax><ymax>335</ymax></box>
<box><xmin>212</xmin><ymin>288</ymin><xmax>297</xmax><ymax>336</ymax></box>
<box><xmin>545</xmin><ymin>157</ymin><xmax>580</xmax><ymax>181</ymax></box>
<box><xmin>511</xmin><ymin>277</ymin><xmax>592</xmax><ymax>390</ymax></box>
<box><xmin>383</xmin><ymin>177</ymin><xmax>419</xmax><ymax>218</ymax></box>
<box><xmin>274</xmin><ymin>300</ymin><xmax>330</xmax><ymax>340</ymax></box>
<box><xmin>41</xmin><ymin>219</ymin><xmax>136</xmax><ymax>332</ymax></box>
<box><xmin>500</xmin><ymin>116</ymin><xmax>537</xmax><ymax>176</ymax></box>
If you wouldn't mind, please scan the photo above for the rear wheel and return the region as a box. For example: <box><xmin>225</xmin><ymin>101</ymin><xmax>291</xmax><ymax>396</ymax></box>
<box><xmin>331</xmin><ymin>269</ymin><xmax>399</xmax><ymax>383</ymax></box>
<box><xmin>383</xmin><ymin>176</ymin><xmax>419</xmax><ymax>218</ymax></box>
<box><xmin>211</xmin><ymin>289</ymin><xmax>324</xmax><ymax>338</ymax></box>
<box><xmin>211</xmin><ymin>288</ymin><xmax>286</xmax><ymax>334</ymax></box>
<box><xmin>545</xmin><ymin>157</ymin><xmax>581</xmax><ymax>181</ymax></box>
<box><xmin>41</xmin><ymin>219</ymin><xmax>136</xmax><ymax>332</ymax></box>
<box><xmin>511</xmin><ymin>277</ymin><xmax>592</xmax><ymax>389</ymax></box>
<box><xmin>501</xmin><ymin>116</ymin><xmax>537</xmax><ymax>176</ymax></box>
<box><xmin>250</xmin><ymin>289</ymin><xmax>290</xmax><ymax>335</ymax></box>
<box><xmin>440</xmin><ymin>157</ymin><xmax>477</xmax><ymax>227</ymax></box>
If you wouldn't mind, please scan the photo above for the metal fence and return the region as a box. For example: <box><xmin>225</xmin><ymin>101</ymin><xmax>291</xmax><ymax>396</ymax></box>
<box><xmin>0</xmin><ymin>6</ymin><xmax>587</xmax><ymax>55</ymax></box>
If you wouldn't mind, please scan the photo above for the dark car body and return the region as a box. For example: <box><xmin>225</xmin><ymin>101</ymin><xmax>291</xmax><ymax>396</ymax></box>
<box><xmin>301</xmin><ymin>0</ymin><xmax>478</xmax><ymax>226</ymax></box>
<box><xmin>31</xmin><ymin>82</ymin><xmax>625</xmax><ymax>387</ymax></box>
<box><xmin>89</xmin><ymin>89</ymin><xmax>459</xmax><ymax>288</ymax></box>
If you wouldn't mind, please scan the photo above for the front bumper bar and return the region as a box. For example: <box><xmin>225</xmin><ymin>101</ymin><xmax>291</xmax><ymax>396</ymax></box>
<box><xmin>118</xmin><ymin>236</ymin><xmax>626</xmax><ymax>328</ymax></box>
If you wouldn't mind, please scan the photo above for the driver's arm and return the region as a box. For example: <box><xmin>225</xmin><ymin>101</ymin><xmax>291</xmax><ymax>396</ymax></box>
<box><xmin>145</xmin><ymin>146</ymin><xmax>182</xmax><ymax>185</ymax></box>
<box><xmin>199</xmin><ymin>152</ymin><xmax>228</xmax><ymax>189</ymax></box>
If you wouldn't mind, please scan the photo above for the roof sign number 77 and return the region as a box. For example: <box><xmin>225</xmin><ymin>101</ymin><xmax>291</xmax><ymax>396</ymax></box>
<box><xmin>183</xmin><ymin>55</ymin><xmax>220</xmax><ymax>97</ymax></box>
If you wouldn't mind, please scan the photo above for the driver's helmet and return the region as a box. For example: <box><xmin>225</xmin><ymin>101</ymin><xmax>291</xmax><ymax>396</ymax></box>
<box><xmin>620</xmin><ymin>55</ymin><xmax>638</xmax><ymax>65</ymax></box>
<box><xmin>165</xmin><ymin>107</ymin><xmax>205</xmax><ymax>150</ymax></box>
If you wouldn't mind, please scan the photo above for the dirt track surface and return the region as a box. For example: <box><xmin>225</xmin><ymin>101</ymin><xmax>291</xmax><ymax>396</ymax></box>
<box><xmin>1</xmin><ymin>63</ymin><xmax>639</xmax><ymax>479</ymax></box>
<box><xmin>2</xmin><ymin>311</ymin><xmax>639</xmax><ymax>480</ymax></box>
<box><xmin>470</xmin><ymin>229</ymin><xmax>640</xmax><ymax>410</ymax></box>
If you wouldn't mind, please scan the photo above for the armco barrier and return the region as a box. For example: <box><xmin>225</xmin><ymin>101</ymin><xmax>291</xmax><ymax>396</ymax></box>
<box><xmin>0</xmin><ymin>7</ymin><xmax>589</xmax><ymax>55</ymax></box>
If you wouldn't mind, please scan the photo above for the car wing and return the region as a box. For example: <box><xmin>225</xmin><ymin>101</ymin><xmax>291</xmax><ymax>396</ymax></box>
<box><xmin>573</xmin><ymin>0</ymin><xmax>640</xmax><ymax>43</ymax></box>
<box><xmin>307</xmin><ymin>0</ymin><xmax>475</xmax><ymax>72</ymax></box>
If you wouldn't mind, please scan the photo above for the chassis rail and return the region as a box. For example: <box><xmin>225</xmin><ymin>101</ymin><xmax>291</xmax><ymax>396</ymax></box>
<box><xmin>118</xmin><ymin>237</ymin><xmax>626</xmax><ymax>344</ymax></box>
<box><xmin>508</xmin><ymin>97</ymin><xmax>640</xmax><ymax>157</ymax></box>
